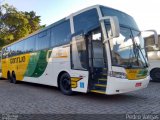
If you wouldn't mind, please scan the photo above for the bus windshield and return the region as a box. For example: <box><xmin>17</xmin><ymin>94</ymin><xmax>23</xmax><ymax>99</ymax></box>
<box><xmin>101</xmin><ymin>6</ymin><xmax>148</xmax><ymax>68</ymax></box>
<box><xmin>108</xmin><ymin>26</ymin><xmax>148</xmax><ymax>68</ymax></box>
<box><xmin>100</xmin><ymin>6</ymin><xmax>139</xmax><ymax>30</ymax></box>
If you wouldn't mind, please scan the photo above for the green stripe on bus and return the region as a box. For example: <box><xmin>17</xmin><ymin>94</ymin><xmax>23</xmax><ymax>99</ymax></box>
<box><xmin>25</xmin><ymin>50</ymin><xmax>50</xmax><ymax>77</ymax></box>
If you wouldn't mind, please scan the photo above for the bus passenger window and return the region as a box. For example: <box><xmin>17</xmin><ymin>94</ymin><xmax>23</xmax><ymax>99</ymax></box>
<box><xmin>37</xmin><ymin>30</ymin><xmax>50</xmax><ymax>50</ymax></box>
<box><xmin>25</xmin><ymin>36</ymin><xmax>36</xmax><ymax>52</ymax></box>
<box><xmin>51</xmin><ymin>20</ymin><xmax>71</xmax><ymax>47</ymax></box>
<box><xmin>73</xmin><ymin>9</ymin><xmax>99</xmax><ymax>32</ymax></box>
<box><xmin>16</xmin><ymin>41</ymin><xmax>25</xmax><ymax>55</ymax></box>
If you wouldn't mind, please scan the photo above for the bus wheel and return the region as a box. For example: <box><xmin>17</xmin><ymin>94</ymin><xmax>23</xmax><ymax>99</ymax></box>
<box><xmin>7</xmin><ymin>72</ymin><xmax>12</xmax><ymax>83</ymax></box>
<box><xmin>59</xmin><ymin>73</ymin><xmax>73</xmax><ymax>95</ymax></box>
<box><xmin>150</xmin><ymin>68</ymin><xmax>160</xmax><ymax>82</ymax></box>
<box><xmin>12</xmin><ymin>72</ymin><xmax>17</xmax><ymax>84</ymax></box>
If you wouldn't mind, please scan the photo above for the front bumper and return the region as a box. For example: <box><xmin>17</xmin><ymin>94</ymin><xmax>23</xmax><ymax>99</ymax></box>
<box><xmin>106</xmin><ymin>76</ymin><xmax>150</xmax><ymax>95</ymax></box>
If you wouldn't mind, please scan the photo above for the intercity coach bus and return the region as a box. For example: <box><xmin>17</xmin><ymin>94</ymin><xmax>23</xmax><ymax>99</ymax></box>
<box><xmin>1</xmin><ymin>5</ymin><xmax>158</xmax><ymax>95</ymax></box>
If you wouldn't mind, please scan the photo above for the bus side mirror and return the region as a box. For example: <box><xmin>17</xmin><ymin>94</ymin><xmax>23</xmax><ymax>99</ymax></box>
<box><xmin>143</xmin><ymin>30</ymin><xmax>159</xmax><ymax>50</ymax></box>
<box><xmin>99</xmin><ymin>16</ymin><xmax>120</xmax><ymax>38</ymax></box>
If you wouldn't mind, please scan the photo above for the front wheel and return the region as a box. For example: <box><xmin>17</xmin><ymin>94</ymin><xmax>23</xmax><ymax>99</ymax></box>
<box><xmin>59</xmin><ymin>73</ymin><xmax>73</xmax><ymax>95</ymax></box>
<box><xmin>150</xmin><ymin>68</ymin><xmax>160</xmax><ymax>82</ymax></box>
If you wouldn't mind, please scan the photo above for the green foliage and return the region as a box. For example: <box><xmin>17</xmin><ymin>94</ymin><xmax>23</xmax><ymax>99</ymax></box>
<box><xmin>0</xmin><ymin>3</ymin><xmax>45</xmax><ymax>49</ymax></box>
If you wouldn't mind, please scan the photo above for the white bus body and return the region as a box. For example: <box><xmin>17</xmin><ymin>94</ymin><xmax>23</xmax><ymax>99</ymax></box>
<box><xmin>1</xmin><ymin>5</ymin><xmax>157</xmax><ymax>95</ymax></box>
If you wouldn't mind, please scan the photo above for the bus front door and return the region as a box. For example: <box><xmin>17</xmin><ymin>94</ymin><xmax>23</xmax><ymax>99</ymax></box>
<box><xmin>87</xmin><ymin>29</ymin><xmax>108</xmax><ymax>93</ymax></box>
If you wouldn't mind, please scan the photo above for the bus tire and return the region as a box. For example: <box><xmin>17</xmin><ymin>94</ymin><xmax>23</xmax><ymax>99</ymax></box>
<box><xmin>59</xmin><ymin>73</ymin><xmax>73</xmax><ymax>95</ymax></box>
<box><xmin>12</xmin><ymin>72</ymin><xmax>17</xmax><ymax>84</ymax></box>
<box><xmin>150</xmin><ymin>68</ymin><xmax>160</xmax><ymax>82</ymax></box>
<box><xmin>7</xmin><ymin>72</ymin><xmax>12</xmax><ymax>83</ymax></box>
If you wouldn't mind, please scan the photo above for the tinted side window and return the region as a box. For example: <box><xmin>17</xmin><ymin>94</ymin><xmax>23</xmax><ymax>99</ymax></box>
<box><xmin>51</xmin><ymin>20</ymin><xmax>71</xmax><ymax>47</ymax></box>
<box><xmin>10</xmin><ymin>45</ymin><xmax>16</xmax><ymax>56</ymax></box>
<box><xmin>2</xmin><ymin>48</ymin><xmax>6</xmax><ymax>59</ymax></box>
<box><xmin>25</xmin><ymin>36</ymin><xmax>36</xmax><ymax>52</ymax></box>
<box><xmin>73</xmin><ymin>9</ymin><xmax>99</xmax><ymax>32</ymax></box>
<box><xmin>36</xmin><ymin>29</ymin><xmax>50</xmax><ymax>50</ymax></box>
<box><xmin>16</xmin><ymin>41</ymin><xmax>25</xmax><ymax>55</ymax></box>
<box><xmin>2</xmin><ymin>48</ymin><xmax>4</xmax><ymax>59</ymax></box>
<box><xmin>6</xmin><ymin>47</ymin><xmax>10</xmax><ymax>58</ymax></box>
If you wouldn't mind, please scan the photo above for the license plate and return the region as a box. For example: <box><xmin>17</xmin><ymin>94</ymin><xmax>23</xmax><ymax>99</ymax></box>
<box><xmin>135</xmin><ymin>83</ymin><xmax>142</xmax><ymax>87</ymax></box>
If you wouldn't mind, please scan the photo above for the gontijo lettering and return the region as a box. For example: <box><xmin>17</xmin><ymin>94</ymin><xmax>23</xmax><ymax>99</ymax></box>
<box><xmin>10</xmin><ymin>56</ymin><xmax>25</xmax><ymax>64</ymax></box>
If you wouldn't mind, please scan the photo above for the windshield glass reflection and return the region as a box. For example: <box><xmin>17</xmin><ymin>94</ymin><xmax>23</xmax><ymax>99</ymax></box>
<box><xmin>108</xmin><ymin>26</ymin><xmax>148</xmax><ymax>68</ymax></box>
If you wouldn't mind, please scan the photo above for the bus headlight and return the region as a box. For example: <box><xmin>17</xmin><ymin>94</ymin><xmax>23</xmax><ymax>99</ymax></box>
<box><xmin>109</xmin><ymin>71</ymin><xmax>127</xmax><ymax>79</ymax></box>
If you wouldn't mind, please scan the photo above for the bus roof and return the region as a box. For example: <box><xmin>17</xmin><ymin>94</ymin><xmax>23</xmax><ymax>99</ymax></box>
<box><xmin>2</xmin><ymin>5</ymin><xmax>101</xmax><ymax>49</ymax></box>
<box><xmin>2</xmin><ymin>4</ymin><xmax>132</xmax><ymax>49</ymax></box>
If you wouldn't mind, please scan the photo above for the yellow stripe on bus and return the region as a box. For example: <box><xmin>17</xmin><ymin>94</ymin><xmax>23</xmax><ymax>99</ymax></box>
<box><xmin>2</xmin><ymin>54</ymin><xmax>31</xmax><ymax>80</ymax></box>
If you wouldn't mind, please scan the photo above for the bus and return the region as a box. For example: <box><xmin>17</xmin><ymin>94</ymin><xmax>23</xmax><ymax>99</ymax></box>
<box><xmin>145</xmin><ymin>35</ymin><xmax>160</xmax><ymax>81</ymax></box>
<box><xmin>1</xmin><ymin>5</ymin><xmax>158</xmax><ymax>95</ymax></box>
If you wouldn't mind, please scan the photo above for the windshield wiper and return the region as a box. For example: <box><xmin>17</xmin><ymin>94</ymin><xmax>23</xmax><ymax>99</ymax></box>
<box><xmin>138</xmin><ymin>45</ymin><xmax>148</xmax><ymax>68</ymax></box>
<box><xmin>133</xmin><ymin>44</ymin><xmax>148</xmax><ymax>68</ymax></box>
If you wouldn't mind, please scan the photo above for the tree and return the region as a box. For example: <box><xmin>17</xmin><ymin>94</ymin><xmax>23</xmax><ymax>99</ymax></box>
<box><xmin>24</xmin><ymin>11</ymin><xmax>41</xmax><ymax>33</ymax></box>
<box><xmin>0</xmin><ymin>3</ymin><xmax>44</xmax><ymax>48</ymax></box>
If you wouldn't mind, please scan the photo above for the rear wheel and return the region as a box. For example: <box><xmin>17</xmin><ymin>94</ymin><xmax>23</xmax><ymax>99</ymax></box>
<box><xmin>59</xmin><ymin>73</ymin><xmax>73</xmax><ymax>95</ymax></box>
<box><xmin>12</xmin><ymin>73</ymin><xmax>17</xmax><ymax>84</ymax></box>
<box><xmin>150</xmin><ymin>68</ymin><xmax>160</xmax><ymax>82</ymax></box>
<box><xmin>7</xmin><ymin>72</ymin><xmax>12</xmax><ymax>83</ymax></box>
